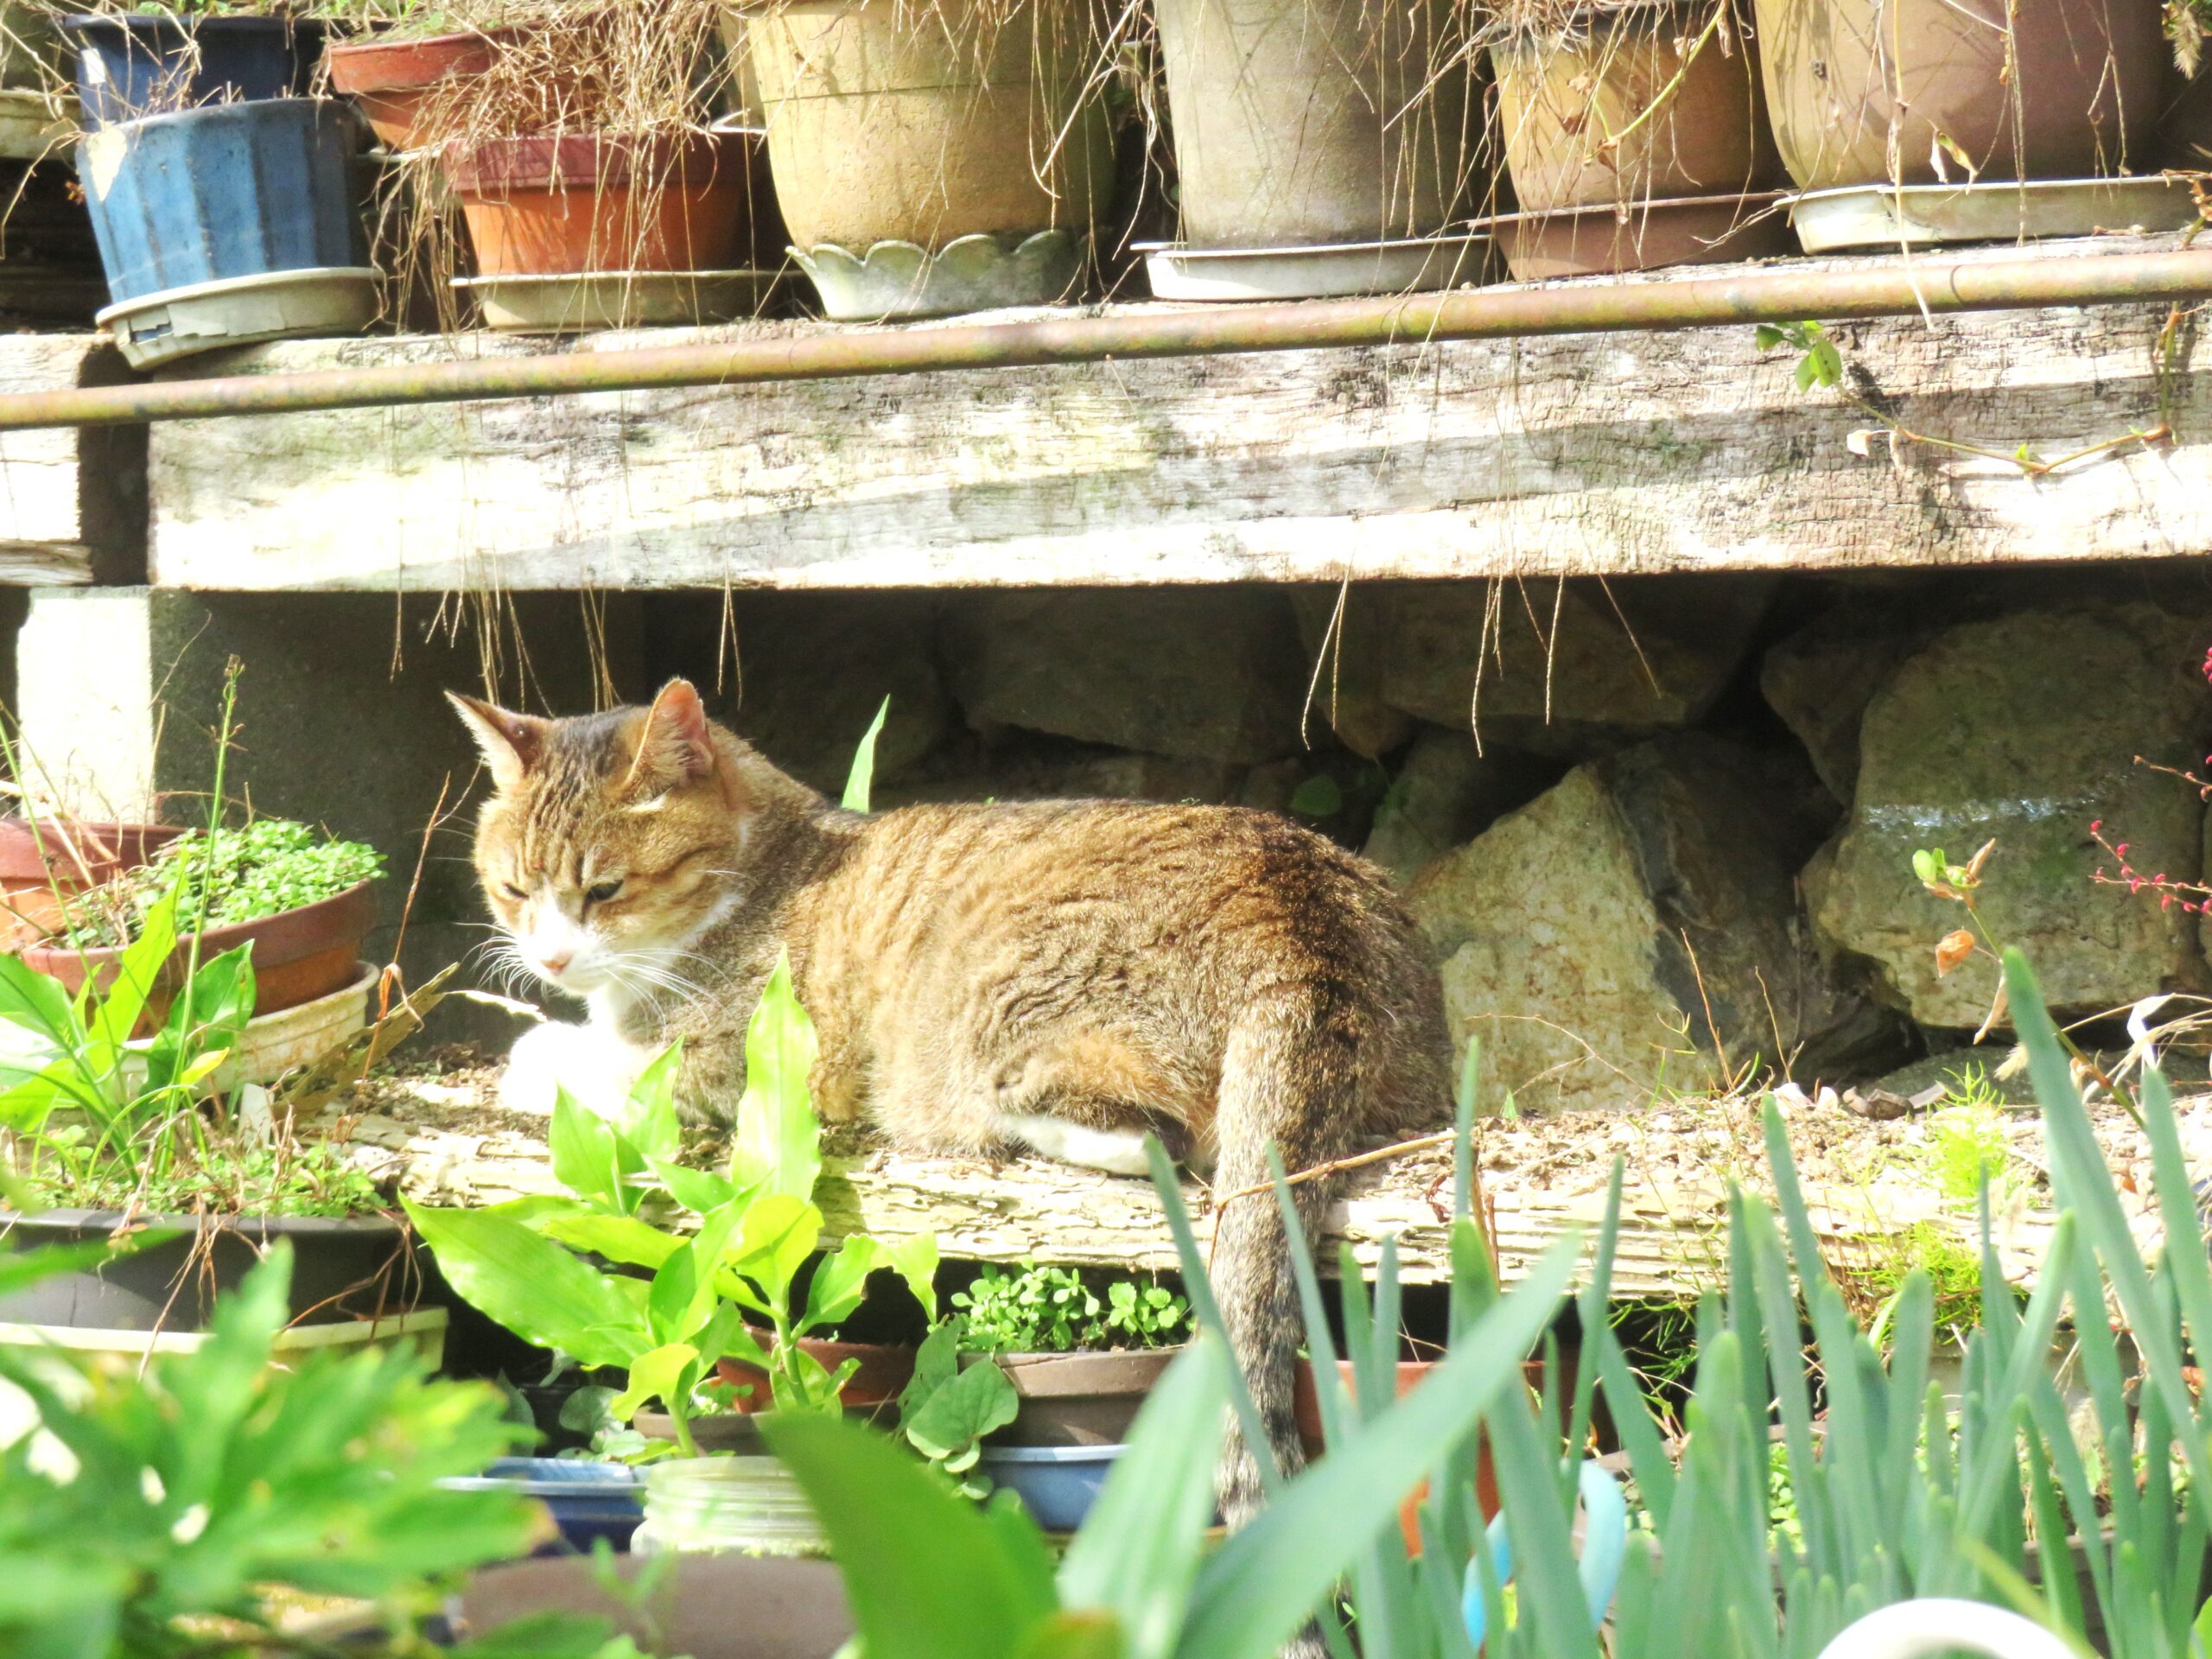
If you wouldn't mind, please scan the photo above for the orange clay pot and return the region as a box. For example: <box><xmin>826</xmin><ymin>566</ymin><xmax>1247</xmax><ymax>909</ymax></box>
<box><xmin>438</xmin><ymin>130</ymin><xmax>776</xmax><ymax>276</ymax></box>
<box><xmin>326</xmin><ymin>29</ymin><xmax>520</xmax><ymax>151</ymax></box>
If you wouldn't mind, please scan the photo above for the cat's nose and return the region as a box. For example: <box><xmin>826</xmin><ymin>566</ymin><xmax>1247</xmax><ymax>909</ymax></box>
<box><xmin>536</xmin><ymin>950</ymin><xmax>573</xmax><ymax>977</ymax></box>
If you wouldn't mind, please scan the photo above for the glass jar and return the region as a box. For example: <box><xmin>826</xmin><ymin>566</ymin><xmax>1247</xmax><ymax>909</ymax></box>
<box><xmin>631</xmin><ymin>1456</ymin><xmax>829</xmax><ymax>1559</ymax></box>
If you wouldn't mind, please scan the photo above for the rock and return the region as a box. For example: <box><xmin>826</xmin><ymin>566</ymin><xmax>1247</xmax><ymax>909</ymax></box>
<box><xmin>1361</xmin><ymin>725</ymin><xmax>1565</xmax><ymax>887</ymax></box>
<box><xmin>943</xmin><ymin>588</ymin><xmax>1310</xmax><ymax>764</ymax></box>
<box><xmin>648</xmin><ymin>590</ymin><xmax>950</xmax><ymax>795</ymax></box>
<box><xmin>1287</xmin><ymin>585</ymin><xmax>1414</xmax><ymax>760</ymax></box>
<box><xmin>1760</xmin><ymin>596</ymin><xmax>1929</xmax><ymax>799</ymax></box>
<box><xmin>1353</xmin><ymin>575</ymin><xmax>1775</xmax><ymax>754</ymax></box>
<box><xmin>1812</xmin><ymin>605</ymin><xmax>2212</xmax><ymax>1029</ymax></box>
<box><xmin>1408</xmin><ymin>734</ymin><xmax>1901</xmax><ymax>1113</ymax></box>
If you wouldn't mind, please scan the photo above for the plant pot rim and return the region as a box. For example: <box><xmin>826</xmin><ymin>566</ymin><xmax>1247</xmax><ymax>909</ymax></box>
<box><xmin>77</xmin><ymin>94</ymin><xmax>356</xmax><ymax>142</ymax></box>
<box><xmin>976</xmin><ymin>1442</ymin><xmax>1131</xmax><ymax>1464</ymax></box>
<box><xmin>0</xmin><ymin>1205</ymin><xmax>401</xmax><ymax>1235</ymax></box>
<box><xmin>969</xmin><ymin>1345</ymin><xmax>1184</xmax><ymax>1395</ymax></box>
<box><xmin>17</xmin><ymin>876</ymin><xmax>379</xmax><ymax>972</ymax></box>
<box><xmin>60</xmin><ymin>13</ymin><xmax>330</xmax><ymax>38</ymax></box>
<box><xmin>440</xmin><ymin>129</ymin><xmax>741</xmax><ymax>195</ymax></box>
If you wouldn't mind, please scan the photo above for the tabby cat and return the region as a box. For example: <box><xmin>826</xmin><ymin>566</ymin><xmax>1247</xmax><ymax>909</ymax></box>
<box><xmin>451</xmin><ymin>678</ymin><xmax>1452</xmax><ymax>1517</ymax></box>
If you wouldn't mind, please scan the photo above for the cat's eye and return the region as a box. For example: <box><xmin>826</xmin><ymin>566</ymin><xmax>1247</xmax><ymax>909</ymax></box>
<box><xmin>499</xmin><ymin>881</ymin><xmax>526</xmax><ymax>900</ymax></box>
<box><xmin>585</xmin><ymin>879</ymin><xmax>623</xmax><ymax>906</ymax></box>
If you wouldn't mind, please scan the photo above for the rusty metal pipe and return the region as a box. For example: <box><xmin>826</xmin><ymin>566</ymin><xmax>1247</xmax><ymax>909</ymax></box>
<box><xmin>3</xmin><ymin>246</ymin><xmax>2209</xmax><ymax>431</ymax></box>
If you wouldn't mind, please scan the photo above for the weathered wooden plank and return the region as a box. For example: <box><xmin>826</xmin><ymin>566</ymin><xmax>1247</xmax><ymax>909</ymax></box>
<box><xmin>0</xmin><ymin>334</ymin><xmax>138</xmax><ymax>586</ymax></box>
<box><xmin>149</xmin><ymin>236</ymin><xmax>2212</xmax><ymax>592</ymax></box>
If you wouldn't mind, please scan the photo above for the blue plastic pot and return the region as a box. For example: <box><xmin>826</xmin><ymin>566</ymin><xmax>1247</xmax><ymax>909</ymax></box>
<box><xmin>437</xmin><ymin>1458</ymin><xmax>645</xmax><ymax>1556</ymax></box>
<box><xmin>61</xmin><ymin>14</ymin><xmax>328</xmax><ymax>130</ymax></box>
<box><xmin>79</xmin><ymin>98</ymin><xmax>366</xmax><ymax>307</ymax></box>
<box><xmin>978</xmin><ymin>1444</ymin><xmax>1127</xmax><ymax>1532</ymax></box>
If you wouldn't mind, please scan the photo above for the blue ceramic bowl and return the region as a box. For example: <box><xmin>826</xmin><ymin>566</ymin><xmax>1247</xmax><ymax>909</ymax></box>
<box><xmin>978</xmin><ymin>1444</ymin><xmax>1127</xmax><ymax>1532</ymax></box>
<box><xmin>438</xmin><ymin>1457</ymin><xmax>645</xmax><ymax>1555</ymax></box>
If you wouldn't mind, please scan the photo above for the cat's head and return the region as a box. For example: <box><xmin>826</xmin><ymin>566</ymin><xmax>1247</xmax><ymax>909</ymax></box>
<box><xmin>448</xmin><ymin>678</ymin><xmax>750</xmax><ymax>1001</ymax></box>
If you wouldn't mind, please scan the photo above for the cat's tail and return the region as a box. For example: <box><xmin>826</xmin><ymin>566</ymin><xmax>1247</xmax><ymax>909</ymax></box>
<box><xmin>1209</xmin><ymin>986</ymin><xmax>1370</xmax><ymax>1528</ymax></box>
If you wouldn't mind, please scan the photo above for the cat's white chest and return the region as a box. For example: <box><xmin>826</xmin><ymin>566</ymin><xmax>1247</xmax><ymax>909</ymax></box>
<box><xmin>499</xmin><ymin>1015</ymin><xmax>645</xmax><ymax>1116</ymax></box>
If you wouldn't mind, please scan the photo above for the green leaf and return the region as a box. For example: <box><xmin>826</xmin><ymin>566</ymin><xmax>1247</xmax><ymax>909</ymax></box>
<box><xmin>404</xmin><ymin>1199</ymin><xmax>648</xmax><ymax>1370</ymax></box>
<box><xmin>1058</xmin><ymin>1339</ymin><xmax>1231</xmax><ymax>1659</ymax></box>
<box><xmin>615</xmin><ymin>1043</ymin><xmax>684</xmax><ymax>1165</ymax></box>
<box><xmin>842</xmin><ymin>696</ymin><xmax>892</xmax><ymax>813</ymax></box>
<box><xmin>536</xmin><ymin>1211</ymin><xmax>687</xmax><ymax>1273</ymax></box>
<box><xmin>1286</xmin><ymin>777</ymin><xmax>1343</xmax><ymax>819</ymax></box>
<box><xmin>766</xmin><ymin>1411</ymin><xmax>1059</xmax><ymax>1659</ymax></box>
<box><xmin>1173</xmin><ymin>1232</ymin><xmax>1583</xmax><ymax>1659</ymax></box>
<box><xmin>612</xmin><ymin>1342</ymin><xmax>700</xmax><ymax>1421</ymax></box>
<box><xmin>729</xmin><ymin>950</ymin><xmax>822</xmax><ymax>1203</ymax></box>
<box><xmin>652</xmin><ymin>1156</ymin><xmax>740</xmax><ymax>1215</ymax></box>
<box><xmin>721</xmin><ymin>1193</ymin><xmax>823</xmax><ymax>1313</ymax></box>
<box><xmin>803</xmin><ymin>1236</ymin><xmax>881</xmax><ymax>1332</ymax></box>
<box><xmin>550</xmin><ymin>1086</ymin><xmax>629</xmax><ymax>1214</ymax></box>
<box><xmin>904</xmin><ymin>1356</ymin><xmax>1020</xmax><ymax>1465</ymax></box>
<box><xmin>0</xmin><ymin>956</ymin><xmax>83</xmax><ymax>1090</ymax></box>
<box><xmin>1754</xmin><ymin>324</ymin><xmax>1787</xmax><ymax>350</ymax></box>
<box><xmin>884</xmin><ymin>1232</ymin><xmax>941</xmax><ymax>1322</ymax></box>
<box><xmin>143</xmin><ymin>943</ymin><xmax>255</xmax><ymax>1095</ymax></box>
<box><xmin>84</xmin><ymin>887</ymin><xmax>178</xmax><ymax>1069</ymax></box>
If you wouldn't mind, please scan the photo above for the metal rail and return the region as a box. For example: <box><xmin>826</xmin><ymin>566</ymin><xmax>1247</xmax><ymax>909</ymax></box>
<box><xmin>3</xmin><ymin>245</ymin><xmax>2209</xmax><ymax>431</ymax></box>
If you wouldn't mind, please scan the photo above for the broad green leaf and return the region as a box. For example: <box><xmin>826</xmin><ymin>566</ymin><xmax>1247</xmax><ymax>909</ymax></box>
<box><xmin>1013</xmin><ymin>1611</ymin><xmax>1126</xmax><ymax>1659</ymax></box>
<box><xmin>648</xmin><ymin>1242</ymin><xmax>704</xmax><ymax>1349</ymax></box>
<box><xmin>536</xmin><ymin>1211</ymin><xmax>687</xmax><ymax>1272</ymax></box>
<box><xmin>613</xmin><ymin>1342</ymin><xmax>700</xmax><ymax>1421</ymax></box>
<box><xmin>803</xmin><ymin>1236</ymin><xmax>881</xmax><ymax>1332</ymax></box>
<box><xmin>1173</xmin><ymin>1232</ymin><xmax>1583</xmax><ymax>1659</ymax></box>
<box><xmin>614</xmin><ymin>1043</ymin><xmax>684</xmax><ymax>1165</ymax></box>
<box><xmin>1058</xmin><ymin>1339</ymin><xmax>1231</xmax><ymax>1659</ymax></box>
<box><xmin>729</xmin><ymin>950</ymin><xmax>821</xmax><ymax>1203</ymax></box>
<box><xmin>842</xmin><ymin>696</ymin><xmax>891</xmax><ymax>812</ymax></box>
<box><xmin>83</xmin><ymin>887</ymin><xmax>178</xmax><ymax>1070</ymax></box>
<box><xmin>721</xmin><ymin>1192</ymin><xmax>822</xmax><ymax>1310</ymax></box>
<box><xmin>0</xmin><ymin>955</ymin><xmax>83</xmax><ymax>1068</ymax></box>
<box><xmin>766</xmin><ymin>1411</ymin><xmax>1059</xmax><ymax>1659</ymax></box>
<box><xmin>404</xmin><ymin>1199</ymin><xmax>647</xmax><ymax>1370</ymax></box>
<box><xmin>652</xmin><ymin>1156</ymin><xmax>740</xmax><ymax>1215</ymax></box>
<box><xmin>903</xmin><ymin>1356</ymin><xmax>1020</xmax><ymax>1466</ymax></box>
<box><xmin>143</xmin><ymin>943</ymin><xmax>254</xmax><ymax>1094</ymax></box>
<box><xmin>550</xmin><ymin>1086</ymin><xmax>627</xmax><ymax>1214</ymax></box>
<box><xmin>883</xmin><ymin>1232</ymin><xmax>941</xmax><ymax>1322</ymax></box>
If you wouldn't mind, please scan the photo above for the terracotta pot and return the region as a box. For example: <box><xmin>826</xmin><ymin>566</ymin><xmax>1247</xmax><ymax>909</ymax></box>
<box><xmin>1484</xmin><ymin>189</ymin><xmax>1793</xmax><ymax>279</ymax></box>
<box><xmin>1154</xmin><ymin>0</ymin><xmax>1482</xmax><ymax>246</ymax></box>
<box><xmin>741</xmin><ymin>0</ymin><xmax>1114</xmax><ymax>252</ymax></box>
<box><xmin>971</xmin><ymin>1345</ymin><xmax>1181</xmax><ymax>1446</ymax></box>
<box><xmin>715</xmin><ymin>1330</ymin><xmax>915</xmax><ymax>1414</ymax></box>
<box><xmin>1294</xmin><ymin>1352</ymin><xmax>1566</xmax><ymax>1555</ymax></box>
<box><xmin>0</xmin><ymin>819</ymin><xmax>182</xmax><ymax>946</ymax></box>
<box><xmin>440</xmin><ymin>130</ymin><xmax>774</xmax><ymax>277</ymax></box>
<box><xmin>1493</xmin><ymin>0</ymin><xmax>1780</xmax><ymax>214</ymax></box>
<box><xmin>326</xmin><ymin>27</ymin><xmax>520</xmax><ymax>150</ymax></box>
<box><xmin>1751</xmin><ymin>0</ymin><xmax>2165</xmax><ymax>191</ymax></box>
<box><xmin>16</xmin><ymin>879</ymin><xmax>379</xmax><ymax>1020</ymax></box>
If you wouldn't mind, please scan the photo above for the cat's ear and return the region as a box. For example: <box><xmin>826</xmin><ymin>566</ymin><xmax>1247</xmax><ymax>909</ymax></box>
<box><xmin>622</xmin><ymin>678</ymin><xmax>716</xmax><ymax>798</ymax></box>
<box><xmin>448</xmin><ymin>691</ymin><xmax>546</xmax><ymax>791</ymax></box>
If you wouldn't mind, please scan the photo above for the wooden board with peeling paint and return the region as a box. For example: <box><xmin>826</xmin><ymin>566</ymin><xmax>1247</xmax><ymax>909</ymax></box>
<box><xmin>145</xmin><ymin>236</ymin><xmax>2212</xmax><ymax>593</ymax></box>
<box><xmin>0</xmin><ymin>334</ymin><xmax>139</xmax><ymax>587</ymax></box>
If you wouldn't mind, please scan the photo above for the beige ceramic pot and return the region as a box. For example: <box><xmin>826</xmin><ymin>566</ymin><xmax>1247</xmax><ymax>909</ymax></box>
<box><xmin>1154</xmin><ymin>0</ymin><xmax>1481</xmax><ymax>247</ymax></box>
<box><xmin>1751</xmin><ymin>0</ymin><xmax>2164</xmax><ymax>191</ymax></box>
<box><xmin>1493</xmin><ymin>0</ymin><xmax>1779</xmax><ymax>213</ymax></box>
<box><xmin>739</xmin><ymin>0</ymin><xmax>1113</xmax><ymax>252</ymax></box>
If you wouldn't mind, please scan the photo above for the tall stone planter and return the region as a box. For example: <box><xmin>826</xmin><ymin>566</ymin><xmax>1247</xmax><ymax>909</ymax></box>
<box><xmin>740</xmin><ymin>0</ymin><xmax>1113</xmax><ymax>320</ymax></box>
<box><xmin>1751</xmin><ymin>0</ymin><xmax>2164</xmax><ymax>189</ymax></box>
<box><xmin>1153</xmin><ymin>0</ymin><xmax>1479</xmax><ymax>253</ymax></box>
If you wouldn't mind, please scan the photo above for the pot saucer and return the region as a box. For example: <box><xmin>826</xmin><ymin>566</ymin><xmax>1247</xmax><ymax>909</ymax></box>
<box><xmin>1135</xmin><ymin>232</ymin><xmax>1492</xmax><ymax>302</ymax></box>
<box><xmin>791</xmin><ymin>229</ymin><xmax>1084</xmax><ymax>322</ymax></box>
<box><xmin>96</xmin><ymin>265</ymin><xmax>382</xmax><ymax>371</ymax></box>
<box><xmin>1784</xmin><ymin>175</ymin><xmax>2204</xmax><ymax>253</ymax></box>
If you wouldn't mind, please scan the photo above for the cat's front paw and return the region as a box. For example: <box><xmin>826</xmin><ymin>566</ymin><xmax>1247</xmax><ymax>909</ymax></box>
<box><xmin>499</xmin><ymin>1020</ymin><xmax>636</xmax><ymax>1117</ymax></box>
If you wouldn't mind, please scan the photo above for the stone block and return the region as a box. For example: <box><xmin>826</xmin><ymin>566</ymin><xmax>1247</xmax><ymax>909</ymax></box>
<box><xmin>1409</xmin><ymin>734</ymin><xmax>1897</xmax><ymax>1111</ymax></box>
<box><xmin>1813</xmin><ymin>604</ymin><xmax>2212</xmax><ymax>1028</ymax></box>
<box><xmin>942</xmin><ymin>588</ymin><xmax>1311</xmax><ymax>764</ymax></box>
